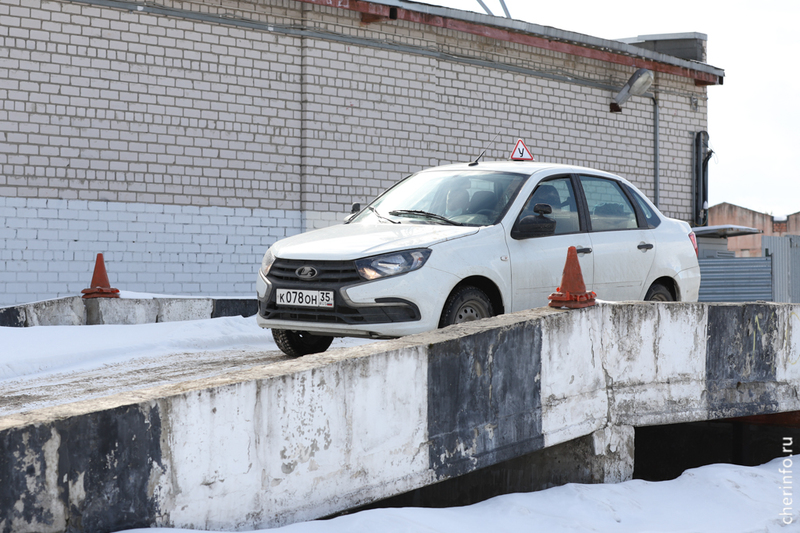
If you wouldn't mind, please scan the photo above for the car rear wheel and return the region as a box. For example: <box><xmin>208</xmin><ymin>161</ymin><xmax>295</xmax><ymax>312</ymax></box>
<box><xmin>439</xmin><ymin>286</ymin><xmax>494</xmax><ymax>327</ymax></box>
<box><xmin>645</xmin><ymin>283</ymin><xmax>674</xmax><ymax>302</ymax></box>
<box><xmin>272</xmin><ymin>329</ymin><xmax>334</xmax><ymax>357</ymax></box>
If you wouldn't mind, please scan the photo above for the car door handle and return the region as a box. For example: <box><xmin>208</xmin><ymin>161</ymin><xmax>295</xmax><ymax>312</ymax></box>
<box><xmin>575</xmin><ymin>247</ymin><xmax>592</xmax><ymax>254</ymax></box>
<box><xmin>638</xmin><ymin>243</ymin><xmax>654</xmax><ymax>250</ymax></box>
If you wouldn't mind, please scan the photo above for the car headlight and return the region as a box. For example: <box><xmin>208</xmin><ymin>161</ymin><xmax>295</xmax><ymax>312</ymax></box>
<box><xmin>260</xmin><ymin>249</ymin><xmax>275</xmax><ymax>276</ymax></box>
<box><xmin>355</xmin><ymin>249</ymin><xmax>431</xmax><ymax>281</ymax></box>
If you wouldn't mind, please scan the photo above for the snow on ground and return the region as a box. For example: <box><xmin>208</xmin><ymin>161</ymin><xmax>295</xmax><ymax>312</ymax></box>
<box><xmin>0</xmin><ymin>314</ymin><xmax>375</xmax><ymax>382</ymax></box>
<box><xmin>120</xmin><ymin>458</ymin><xmax>796</xmax><ymax>533</ymax></box>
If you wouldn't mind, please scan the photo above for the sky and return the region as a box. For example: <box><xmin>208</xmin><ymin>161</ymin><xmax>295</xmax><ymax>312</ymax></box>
<box><xmin>424</xmin><ymin>0</ymin><xmax>800</xmax><ymax>217</ymax></box>
<box><xmin>0</xmin><ymin>313</ymin><xmax>794</xmax><ymax>531</ymax></box>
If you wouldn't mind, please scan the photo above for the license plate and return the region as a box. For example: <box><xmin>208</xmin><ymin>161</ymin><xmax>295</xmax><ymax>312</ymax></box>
<box><xmin>276</xmin><ymin>289</ymin><xmax>334</xmax><ymax>308</ymax></box>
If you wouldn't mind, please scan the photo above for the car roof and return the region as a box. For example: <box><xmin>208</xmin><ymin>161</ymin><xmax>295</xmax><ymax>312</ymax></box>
<box><xmin>416</xmin><ymin>160</ymin><xmax>623</xmax><ymax>181</ymax></box>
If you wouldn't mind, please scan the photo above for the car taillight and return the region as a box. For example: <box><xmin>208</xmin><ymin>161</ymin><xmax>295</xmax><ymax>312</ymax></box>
<box><xmin>688</xmin><ymin>232</ymin><xmax>698</xmax><ymax>257</ymax></box>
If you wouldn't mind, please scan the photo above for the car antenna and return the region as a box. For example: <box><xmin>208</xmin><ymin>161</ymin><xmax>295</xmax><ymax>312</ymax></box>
<box><xmin>469</xmin><ymin>131</ymin><xmax>500</xmax><ymax>166</ymax></box>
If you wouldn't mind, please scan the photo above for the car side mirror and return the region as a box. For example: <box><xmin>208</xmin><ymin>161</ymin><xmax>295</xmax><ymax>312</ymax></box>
<box><xmin>344</xmin><ymin>202</ymin><xmax>362</xmax><ymax>223</ymax></box>
<box><xmin>511</xmin><ymin>210</ymin><xmax>557</xmax><ymax>240</ymax></box>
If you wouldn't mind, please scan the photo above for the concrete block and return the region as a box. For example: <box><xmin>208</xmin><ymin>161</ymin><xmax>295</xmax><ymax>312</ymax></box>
<box><xmin>3</xmin><ymin>303</ymin><xmax>800</xmax><ymax>533</ymax></box>
<box><xmin>0</xmin><ymin>305</ymin><xmax>25</xmax><ymax>327</ymax></box>
<box><xmin>590</xmin><ymin>425</ymin><xmax>634</xmax><ymax>483</ymax></box>
<box><xmin>84</xmin><ymin>298</ymin><xmax>159</xmax><ymax>325</ymax></box>
<box><xmin>427</xmin><ymin>315</ymin><xmax>546</xmax><ymax>479</ymax></box>
<box><xmin>156</xmin><ymin>298</ymin><xmax>213</xmax><ymax>322</ymax></box>
<box><xmin>775</xmin><ymin>305</ymin><xmax>800</xmax><ymax>384</ymax></box>
<box><xmin>540</xmin><ymin>308</ymin><xmax>607</xmax><ymax>447</ymax></box>
<box><xmin>23</xmin><ymin>296</ymin><xmax>85</xmax><ymax>326</ymax></box>
<box><xmin>0</xmin><ymin>405</ymin><xmax>163</xmax><ymax>533</ymax></box>
<box><xmin>211</xmin><ymin>298</ymin><xmax>257</xmax><ymax>318</ymax></box>
<box><xmin>706</xmin><ymin>303</ymin><xmax>781</xmax><ymax>417</ymax></box>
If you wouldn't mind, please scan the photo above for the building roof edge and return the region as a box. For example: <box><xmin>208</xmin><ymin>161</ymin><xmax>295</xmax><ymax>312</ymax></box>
<box><xmin>379</xmin><ymin>0</ymin><xmax>725</xmax><ymax>78</ymax></box>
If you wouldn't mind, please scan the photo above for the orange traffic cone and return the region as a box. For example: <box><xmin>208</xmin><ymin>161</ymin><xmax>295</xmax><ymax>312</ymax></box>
<box><xmin>81</xmin><ymin>253</ymin><xmax>120</xmax><ymax>299</ymax></box>
<box><xmin>548</xmin><ymin>246</ymin><xmax>596</xmax><ymax>309</ymax></box>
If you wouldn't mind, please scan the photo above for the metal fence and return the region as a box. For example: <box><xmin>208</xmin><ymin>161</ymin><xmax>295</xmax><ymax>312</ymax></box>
<box><xmin>763</xmin><ymin>235</ymin><xmax>800</xmax><ymax>303</ymax></box>
<box><xmin>698</xmin><ymin>257</ymin><xmax>773</xmax><ymax>302</ymax></box>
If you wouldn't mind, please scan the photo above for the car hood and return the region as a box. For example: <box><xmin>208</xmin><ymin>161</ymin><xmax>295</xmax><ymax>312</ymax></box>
<box><xmin>270</xmin><ymin>222</ymin><xmax>480</xmax><ymax>260</ymax></box>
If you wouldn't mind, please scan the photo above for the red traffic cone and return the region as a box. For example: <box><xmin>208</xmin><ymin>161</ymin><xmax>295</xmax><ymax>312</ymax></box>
<box><xmin>81</xmin><ymin>253</ymin><xmax>120</xmax><ymax>299</ymax></box>
<box><xmin>548</xmin><ymin>246</ymin><xmax>596</xmax><ymax>309</ymax></box>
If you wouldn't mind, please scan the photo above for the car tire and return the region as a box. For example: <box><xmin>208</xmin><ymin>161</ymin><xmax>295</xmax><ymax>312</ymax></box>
<box><xmin>439</xmin><ymin>286</ymin><xmax>494</xmax><ymax>327</ymax></box>
<box><xmin>645</xmin><ymin>283</ymin><xmax>674</xmax><ymax>302</ymax></box>
<box><xmin>272</xmin><ymin>329</ymin><xmax>334</xmax><ymax>357</ymax></box>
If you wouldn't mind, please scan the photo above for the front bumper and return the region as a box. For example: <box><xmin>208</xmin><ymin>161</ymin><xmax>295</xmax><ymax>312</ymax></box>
<box><xmin>256</xmin><ymin>264</ymin><xmax>457</xmax><ymax>338</ymax></box>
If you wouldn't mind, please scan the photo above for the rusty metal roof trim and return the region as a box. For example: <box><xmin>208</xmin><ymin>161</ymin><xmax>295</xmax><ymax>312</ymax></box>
<box><xmin>298</xmin><ymin>0</ymin><xmax>724</xmax><ymax>85</ymax></box>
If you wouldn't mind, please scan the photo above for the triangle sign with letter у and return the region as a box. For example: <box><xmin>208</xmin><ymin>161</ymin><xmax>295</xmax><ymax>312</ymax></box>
<box><xmin>510</xmin><ymin>139</ymin><xmax>534</xmax><ymax>161</ymax></box>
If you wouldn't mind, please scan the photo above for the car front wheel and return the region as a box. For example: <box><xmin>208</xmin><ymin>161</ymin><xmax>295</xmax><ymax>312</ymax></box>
<box><xmin>272</xmin><ymin>329</ymin><xmax>334</xmax><ymax>357</ymax></box>
<box><xmin>439</xmin><ymin>286</ymin><xmax>494</xmax><ymax>327</ymax></box>
<box><xmin>645</xmin><ymin>283</ymin><xmax>674</xmax><ymax>302</ymax></box>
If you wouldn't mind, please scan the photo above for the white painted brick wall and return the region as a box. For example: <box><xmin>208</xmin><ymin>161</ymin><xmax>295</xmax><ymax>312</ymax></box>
<box><xmin>0</xmin><ymin>0</ymin><xmax>712</xmax><ymax>304</ymax></box>
<box><xmin>0</xmin><ymin>196</ymin><xmax>302</xmax><ymax>306</ymax></box>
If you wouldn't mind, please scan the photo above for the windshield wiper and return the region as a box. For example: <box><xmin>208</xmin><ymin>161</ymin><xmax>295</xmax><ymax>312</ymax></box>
<box><xmin>368</xmin><ymin>206</ymin><xmax>400</xmax><ymax>224</ymax></box>
<box><xmin>388</xmin><ymin>210</ymin><xmax>463</xmax><ymax>226</ymax></box>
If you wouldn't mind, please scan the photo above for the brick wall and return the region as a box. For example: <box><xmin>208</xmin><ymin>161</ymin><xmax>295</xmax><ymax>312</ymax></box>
<box><xmin>0</xmin><ymin>0</ymin><xmax>710</xmax><ymax>305</ymax></box>
<box><xmin>0</xmin><ymin>195</ymin><xmax>301</xmax><ymax>305</ymax></box>
<box><xmin>708</xmin><ymin>202</ymin><xmax>800</xmax><ymax>258</ymax></box>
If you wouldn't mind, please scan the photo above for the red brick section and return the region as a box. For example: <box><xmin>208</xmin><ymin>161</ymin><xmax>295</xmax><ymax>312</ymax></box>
<box><xmin>296</xmin><ymin>0</ymin><xmax>721</xmax><ymax>86</ymax></box>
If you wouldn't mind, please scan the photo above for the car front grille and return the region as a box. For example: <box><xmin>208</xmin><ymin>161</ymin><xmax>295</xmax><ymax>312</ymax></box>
<box><xmin>259</xmin><ymin>299</ymin><xmax>420</xmax><ymax>325</ymax></box>
<box><xmin>267</xmin><ymin>258</ymin><xmax>362</xmax><ymax>284</ymax></box>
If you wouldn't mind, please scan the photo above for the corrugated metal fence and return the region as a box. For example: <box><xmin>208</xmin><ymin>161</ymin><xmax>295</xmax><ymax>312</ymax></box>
<box><xmin>762</xmin><ymin>235</ymin><xmax>800</xmax><ymax>302</ymax></box>
<box><xmin>698</xmin><ymin>257</ymin><xmax>773</xmax><ymax>302</ymax></box>
<box><xmin>698</xmin><ymin>235</ymin><xmax>800</xmax><ymax>303</ymax></box>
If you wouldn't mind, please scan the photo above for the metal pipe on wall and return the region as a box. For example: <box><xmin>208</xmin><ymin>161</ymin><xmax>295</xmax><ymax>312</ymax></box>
<box><xmin>652</xmin><ymin>96</ymin><xmax>660</xmax><ymax>208</ymax></box>
<box><xmin>693</xmin><ymin>131</ymin><xmax>712</xmax><ymax>226</ymax></box>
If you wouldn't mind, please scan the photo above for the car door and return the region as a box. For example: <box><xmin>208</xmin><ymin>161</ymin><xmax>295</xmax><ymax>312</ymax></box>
<box><xmin>578</xmin><ymin>175</ymin><xmax>656</xmax><ymax>301</ymax></box>
<box><xmin>505</xmin><ymin>176</ymin><xmax>594</xmax><ymax>311</ymax></box>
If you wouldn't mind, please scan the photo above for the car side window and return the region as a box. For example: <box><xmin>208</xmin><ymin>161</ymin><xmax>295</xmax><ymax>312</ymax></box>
<box><xmin>518</xmin><ymin>177</ymin><xmax>580</xmax><ymax>235</ymax></box>
<box><xmin>579</xmin><ymin>176</ymin><xmax>638</xmax><ymax>232</ymax></box>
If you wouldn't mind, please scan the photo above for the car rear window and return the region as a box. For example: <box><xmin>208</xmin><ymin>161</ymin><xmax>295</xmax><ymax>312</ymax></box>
<box><xmin>624</xmin><ymin>184</ymin><xmax>662</xmax><ymax>228</ymax></box>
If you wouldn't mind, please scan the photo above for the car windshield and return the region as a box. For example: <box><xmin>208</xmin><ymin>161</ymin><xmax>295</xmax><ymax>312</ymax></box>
<box><xmin>352</xmin><ymin>169</ymin><xmax>528</xmax><ymax>226</ymax></box>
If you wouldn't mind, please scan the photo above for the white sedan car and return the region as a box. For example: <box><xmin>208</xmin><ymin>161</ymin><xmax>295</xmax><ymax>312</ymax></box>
<box><xmin>257</xmin><ymin>161</ymin><xmax>700</xmax><ymax>356</ymax></box>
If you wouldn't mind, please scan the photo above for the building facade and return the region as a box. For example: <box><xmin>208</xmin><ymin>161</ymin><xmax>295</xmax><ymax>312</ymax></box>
<box><xmin>709</xmin><ymin>202</ymin><xmax>800</xmax><ymax>257</ymax></box>
<box><xmin>0</xmin><ymin>0</ymin><xmax>723</xmax><ymax>305</ymax></box>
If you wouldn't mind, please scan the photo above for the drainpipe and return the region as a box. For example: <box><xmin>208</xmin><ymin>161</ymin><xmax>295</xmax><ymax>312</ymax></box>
<box><xmin>299</xmin><ymin>3</ymin><xmax>308</xmax><ymax>232</ymax></box>
<box><xmin>652</xmin><ymin>96</ymin><xmax>659</xmax><ymax>208</ymax></box>
<box><xmin>693</xmin><ymin>131</ymin><xmax>713</xmax><ymax>226</ymax></box>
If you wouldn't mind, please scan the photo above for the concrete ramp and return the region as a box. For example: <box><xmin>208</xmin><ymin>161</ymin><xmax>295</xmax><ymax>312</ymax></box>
<box><xmin>2</xmin><ymin>302</ymin><xmax>799</xmax><ymax>532</ymax></box>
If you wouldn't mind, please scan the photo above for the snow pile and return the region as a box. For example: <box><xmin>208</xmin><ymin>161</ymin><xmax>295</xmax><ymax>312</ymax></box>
<box><xmin>121</xmin><ymin>458</ymin><xmax>795</xmax><ymax>533</ymax></box>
